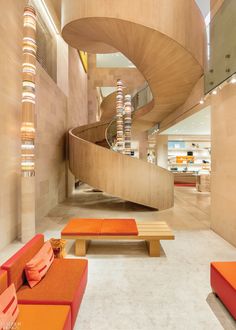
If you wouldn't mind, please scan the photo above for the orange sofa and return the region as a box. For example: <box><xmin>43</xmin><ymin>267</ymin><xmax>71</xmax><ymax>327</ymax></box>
<box><xmin>0</xmin><ymin>234</ymin><xmax>88</xmax><ymax>329</ymax></box>
<box><xmin>211</xmin><ymin>262</ymin><xmax>236</xmax><ymax>319</ymax></box>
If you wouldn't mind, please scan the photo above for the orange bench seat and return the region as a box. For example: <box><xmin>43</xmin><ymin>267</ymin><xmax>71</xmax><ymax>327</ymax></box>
<box><xmin>61</xmin><ymin>218</ymin><xmax>138</xmax><ymax>236</ymax></box>
<box><xmin>211</xmin><ymin>262</ymin><xmax>236</xmax><ymax>319</ymax></box>
<box><xmin>16</xmin><ymin>304</ymin><xmax>71</xmax><ymax>330</ymax></box>
<box><xmin>17</xmin><ymin>258</ymin><xmax>88</xmax><ymax>327</ymax></box>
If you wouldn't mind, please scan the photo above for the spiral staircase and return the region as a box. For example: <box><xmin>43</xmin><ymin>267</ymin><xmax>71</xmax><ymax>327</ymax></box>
<box><xmin>62</xmin><ymin>0</ymin><xmax>205</xmax><ymax>210</ymax></box>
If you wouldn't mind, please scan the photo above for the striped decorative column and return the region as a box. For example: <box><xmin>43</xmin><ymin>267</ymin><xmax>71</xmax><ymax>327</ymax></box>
<box><xmin>21</xmin><ymin>4</ymin><xmax>37</xmax><ymax>243</ymax></box>
<box><xmin>124</xmin><ymin>94</ymin><xmax>132</xmax><ymax>155</ymax></box>
<box><xmin>22</xmin><ymin>5</ymin><xmax>36</xmax><ymax>176</ymax></box>
<box><xmin>116</xmin><ymin>79</ymin><xmax>124</xmax><ymax>152</ymax></box>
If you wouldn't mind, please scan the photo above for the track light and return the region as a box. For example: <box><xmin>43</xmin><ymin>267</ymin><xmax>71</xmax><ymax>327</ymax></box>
<box><xmin>230</xmin><ymin>74</ymin><xmax>236</xmax><ymax>84</ymax></box>
<box><xmin>212</xmin><ymin>89</ymin><xmax>217</xmax><ymax>95</ymax></box>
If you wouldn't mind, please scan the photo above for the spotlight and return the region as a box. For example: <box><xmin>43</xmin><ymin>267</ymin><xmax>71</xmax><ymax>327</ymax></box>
<box><xmin>230</xmin><ymin>74</ymin><xmax>236</xmax><ymax>84</ymax></box>
<box><xmin>212</xmin><ymin>89</ymin><xmax>217</xmax><ymax>95</ymax></box>
<box><xmin>200</xmin><ymin>99</ymin><xmax>204</xmax><ymax>105</ymax></box>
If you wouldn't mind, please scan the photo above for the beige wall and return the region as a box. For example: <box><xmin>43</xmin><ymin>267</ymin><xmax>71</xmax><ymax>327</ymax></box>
<box><xmin>211</xmin><ymin>0</ymin><xmax>224</xmax><ymax>18</ymax></box>
<box><xmin>0</xmin><ymin>0</ymin><xmax>88</xmax><ymax>249</ymax></box>
<box><xmin>35</xmin><ymin>64</ymin><xmax>67</xmax><ymax>222</ymax></box>
<box><xmin>0</xmin><ymin>0</ymin><xmax>25</xmax><ymax>249</ymax></box>
<box><xmin>67</xmin><ymin>47</ymin><xmax>88</xmax><ymax>196</ymax></box>
<box><xmin>211</xmin><ymin>83</ymin><xmax>236</xmax><ymax>247</ymax></box>
<box><xmin>68</xmin><ymin>48</ymin><xmax>88</xmax><ymax>128</ymax></box>
<box><xmin>132</xmin><ymin>131</ymin><xmax>148</xmax><ymax>161</ymax></box>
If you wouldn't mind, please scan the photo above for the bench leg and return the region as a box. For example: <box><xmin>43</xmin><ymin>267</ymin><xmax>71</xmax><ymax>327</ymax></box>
<box><xmin>75</xmin><ymin>240</ymin><xmax>87</xmax><ymax>256</ymax></box>
<box><xmin>147</xmin><ymin>240</ymin><xmax>160</xmax><ymax>257</ymax></box>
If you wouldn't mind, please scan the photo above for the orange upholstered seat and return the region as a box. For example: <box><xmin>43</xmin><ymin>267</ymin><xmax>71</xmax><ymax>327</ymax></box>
<box><xmin>17</xmin><ymin>258</ymin><xmax>88</xmax><ymax>326</ymax></box>
<box><xmin>211</xmin><ymin>262</ymin><xmax>236</xmax><ymax>319</ymax></box>
<box><xmin>62</xmin><ymin>218</ymin><xmax>103</xmax><ymax>235</ymax></box>
<box><xmin>62</xmin><ymin>218</ymin><xmax>138</xmax><ymax>236</ymax></box>
<box><xmin>211</xmin><ymin>262</ymin><xmax>236</xmax><ymax>290</ymax></box>
<box><xmin>0</xmin><ymin>269</ymin><xmax>8</xmax><ymax>295</ymax></box>
<box><xmin>1</xmin><ymin>234</ymin><xmax>44</xmax><ymax>291</ymax></box>
<box><xmin>101</xmin><ymin>219</ymin><xmax>138</xmax><ymax>235</ymax></box>
<box><xmin>16</xmin><ymin>304</ymin><xmax>71</xmax><ymax>330</ymax></box>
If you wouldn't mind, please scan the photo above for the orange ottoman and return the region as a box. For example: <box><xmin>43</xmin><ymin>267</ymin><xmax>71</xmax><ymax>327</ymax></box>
<box><xmin>211</xmin><ymin>262</ymin><xmax>236</xmax><ymax>319</ymax></box>
<box><xmin>16</xmin><ymin>305</ymin><xmax>71</xmax><ymax>330</ymax></box>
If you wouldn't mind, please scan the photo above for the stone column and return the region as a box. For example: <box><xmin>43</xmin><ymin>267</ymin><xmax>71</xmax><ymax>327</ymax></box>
<box><xmin>156</xmin><ymin>135</ymin><xmax>168</xmax><ymax>169</ymax></box>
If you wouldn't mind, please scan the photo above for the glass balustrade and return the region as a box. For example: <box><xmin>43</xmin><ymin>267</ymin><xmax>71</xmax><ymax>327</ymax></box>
<box><xmin>205</xmin><ymin>0</ymin><xmax>236</xmax><ymax>94</ymax></box>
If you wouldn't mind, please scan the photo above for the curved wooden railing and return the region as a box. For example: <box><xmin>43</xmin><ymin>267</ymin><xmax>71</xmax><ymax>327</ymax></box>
<box><xmin>69</xmin><ymin>124</ymin><xmax>174</xmax><ymax>210</ymax></box>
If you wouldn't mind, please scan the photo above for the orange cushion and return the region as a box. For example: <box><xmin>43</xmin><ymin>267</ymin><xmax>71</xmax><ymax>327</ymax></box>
<box><xmin>17</xmin><ymin>259</ymin><xmax>88</xmax><ymax>327</ymax></box>
<box><xmin>0</xmin><ymin>270</ymin><xmax>8</xmax><ymax>295</ymax></box>
<box><xmin>0</xmin><ymin>284</ymin><xmax>19</xmax><ymax>330</ymax></box>
<box><xmin>25</xmin><ymin>241</ymin><xmax>54</xmax><ymax>288</ymax></box>
<box><xmin>211</xmin><ymin>262</ymin><xmax>236</xmax><ymax>290</ymax></box>
<box><xmin>61</xmin><ymin>218</ymin><xmax>103</xmax><ymax>235</ymax></box>
<box><xmin>16</xmin><ymin>304</ymin><xmax>71</xmax><ymax>330</ymax></box>
<box><xmin>101</xmin><ymin>219</ymin><xmax>138</xmax><ymax>235</ymax></box>
<box><xmin>1</xmin><ymin>235</ymin><xmax>44</xmax><ymax>291</ymax></box>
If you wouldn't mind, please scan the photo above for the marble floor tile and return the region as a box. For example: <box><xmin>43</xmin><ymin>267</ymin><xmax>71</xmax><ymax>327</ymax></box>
<box><xmin>0</xmin><ymin>185</ymin><xmax>236</xmax><ymax>330</ymax></box>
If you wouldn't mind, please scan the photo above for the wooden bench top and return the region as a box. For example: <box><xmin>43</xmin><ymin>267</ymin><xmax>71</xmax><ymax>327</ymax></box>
<box><xmin>137</xmin><ymin>221</ymin><xmax>175</xmax><ymax>240</ymax></box>
<box><xmin>61</xmin><ymin>221</ymin><xmax>174</xmax><ymax>241</ymax></box>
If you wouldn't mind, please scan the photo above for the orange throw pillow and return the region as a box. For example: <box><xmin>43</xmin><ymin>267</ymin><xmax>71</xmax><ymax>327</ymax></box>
<box><xmin>25</xmin><ymin>241</ymin><xmax>54</xmax><ymax>288</ymax></box>
<box><xmin>0</xmin><ymin>284</ymin><xmax>19</xmax><ymax>330</ymax></box>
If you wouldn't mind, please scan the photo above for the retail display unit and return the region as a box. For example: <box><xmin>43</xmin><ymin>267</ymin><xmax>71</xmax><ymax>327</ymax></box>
<box><xmin>168</xmin><ymin>139</ymin><xmax>211</xmax><ymax>185</ymax></box>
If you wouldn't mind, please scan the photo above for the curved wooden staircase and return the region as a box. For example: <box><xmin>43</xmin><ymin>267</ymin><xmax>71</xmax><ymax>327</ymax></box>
<box><xmin>69</xmin><ymin>123</ymin><xmax>174</xmax><ymax>210</ymax></box>
<box><xmin>62</xmin><ymin>0</ymin><xmax>205</xmax><ymax>210</ymax></box>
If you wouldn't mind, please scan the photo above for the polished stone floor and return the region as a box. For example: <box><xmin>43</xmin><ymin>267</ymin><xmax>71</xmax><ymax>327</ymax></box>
<box><xmin>0</xmin><ymin>185</ymin><xmax>236</xmax><ymax>329</ymax></box>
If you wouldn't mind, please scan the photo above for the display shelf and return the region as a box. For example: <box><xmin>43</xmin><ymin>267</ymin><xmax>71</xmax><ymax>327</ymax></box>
<box><xmin>168</xmin><ymin>140</ymin><xmax>211</xmax><ymax>175</ymax></box>
<box><xmin>169</xmin><ymin>163</ymin><xmax>211</xmax><ymax>166</ymax></box>
<box><xmin>168</xmin><ymin>148</ymin><xmax>210</xmax><ymax>151</ymax></box>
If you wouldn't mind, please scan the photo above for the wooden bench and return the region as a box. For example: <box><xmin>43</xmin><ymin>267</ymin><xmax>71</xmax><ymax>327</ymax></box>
<box><xmin>61</xmin><ymin>219</ymin><xmax>175</xmax><ymax>257</ymax></box>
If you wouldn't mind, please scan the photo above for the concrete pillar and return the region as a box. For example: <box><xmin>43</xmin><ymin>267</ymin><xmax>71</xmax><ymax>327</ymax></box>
<box><xmin>156</xmin><ymin>135</ymin><xmax>168</xmax><ymax>169</ymax></box>
<box><xmin>21</xmin><ymin>176</ymin><xmax>36</xmax><ymax>243</ymax></box>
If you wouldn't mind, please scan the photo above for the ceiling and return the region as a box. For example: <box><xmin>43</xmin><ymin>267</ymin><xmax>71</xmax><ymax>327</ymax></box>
<box><xmin>195</xmin><ymin>0</ymin><xmax>210</xmax><ymax>18</ymax></box>
<box><xmin>100</xmin><ymin>87</ymin><xmax>116</xmax><ymax>97</ymax></box>
<box><xmin>161</xmin><ymin>106</ymin><xmax>211</xmax><ymax>136</ymax></box>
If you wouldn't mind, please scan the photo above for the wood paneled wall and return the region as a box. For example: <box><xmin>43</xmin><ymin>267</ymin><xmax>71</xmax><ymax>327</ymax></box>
<box><xmin>211</xmin><ymin>83</ymin><xmax>236</xmax><ymax>247</ymax></box>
